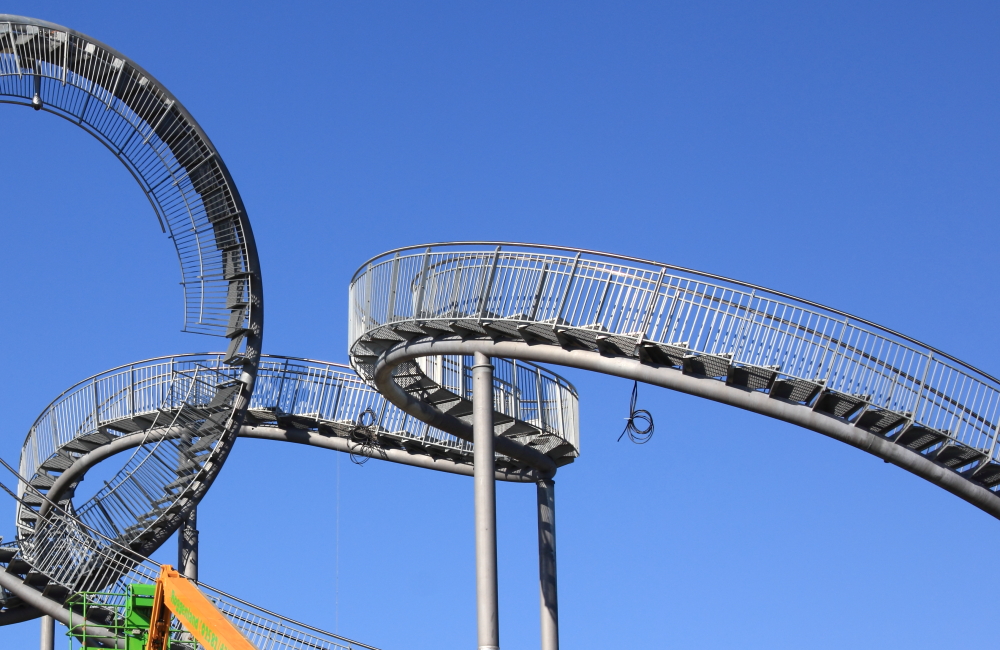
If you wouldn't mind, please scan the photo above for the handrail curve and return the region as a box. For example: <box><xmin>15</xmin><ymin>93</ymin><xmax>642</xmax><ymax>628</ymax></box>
<box><xmin>349</xmin><ymin>243</ymin><xmax>1000</xmax><ymax>512</ymax></box>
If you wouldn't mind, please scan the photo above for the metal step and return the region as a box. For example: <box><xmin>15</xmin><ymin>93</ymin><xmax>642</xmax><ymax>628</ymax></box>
<box><xmin>855</xmin><ymin>408</ymin><xmax>908</xmax><ymax>435</ymax></box>
<box><xmin>638</xmin><ymin>342</ymin><xmax>688</xmax><ymax>368</ymax></box>
<box><xmin>813</xmin><ymin>391</ymin><xmax>867</xmax><ymax>420</ymax></box>
<box><xmin>893</xmin><ymin>425</ymin><xmax>947</xmax><ymax>452</ymax></box>
<box><xmin>165</xmin><ymin>475</ymin><xmax>194</xmax><ymax>492</ymax></box>
<box><xmin>972</xmin><ymin>462</ymin><xmax>1000</xmax><ymax>487</ymax></box>
<box><xmin>186</xmin><ymin>433</ymin><xmax>221</xmax><ymax>454</ymax></box>
<box><xmin>29</xmin><ymin>474</ymin><xmax>55</xmax><ymax>489</ymax></box>
<box><xmin>39</xmin><ymin>453</ymin><xmax>75</xmax><ymax>473</ymax></box>
<box><xmin>682</xmin><ymin>353</ymin><xmax>732</xmax><ymax>379</ymax></box>
<box><xmin>726</xmin><ymin>364</ymin><xmax>778</xmax><ymax>392</ymax></box>
<box><xmin>208</xmin><ymin>383</ymin><xmax>240</xmax><ymax>408</ymax></box>
<box><xmin>769</xmin><ymin>379</ymin><xmax>823</xmax><ymax>404</ymax></box>
<box><xmin>23</xmin><ymin>571</ymin><xmax>49</xmax><ymax>588</ymax></box>
<box><xmin>62</xmin><ymin>429</ymin><xmax>117</xmax><ymax>452</ymax></box>
<box><xmin>934</xmin><ymin>444</ymin><xmax>982</xmax><ymax>469</ymax></box>
<box><xmin>5</xmin><ymin>559</ymin><xmax>30</xmax><ymax>575</ymax></box>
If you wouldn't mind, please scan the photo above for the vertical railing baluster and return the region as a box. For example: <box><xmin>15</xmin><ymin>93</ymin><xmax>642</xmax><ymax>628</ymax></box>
<box><xmin>414</xmin><ymin>247</ymin><xmax>432</xmax><ymax>320</ymax></box>
<box><xmin>553</xmin><ymin>252</ymin><xmax>582</xmax><ymax>326</ymax></box>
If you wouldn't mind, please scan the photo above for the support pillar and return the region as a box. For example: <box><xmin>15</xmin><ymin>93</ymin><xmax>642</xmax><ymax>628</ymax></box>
<box><xmin>537</xmin><ymin>479</ymin><xmax>558</xmax><ymax>650</ymax></box>
<box><xmin>473</xmin><ymin>352</ymin><xmax>500</xmax><ymax>650</ymax></box>
<box><xmin>39</xmin><ymin>614</ymin><xmax>54</xmax><ymax>650</ymax></box>
<box><xmin>179</xmin><ymin>507</ymin><xmax>198</xmax><ymax>582</ymax></box>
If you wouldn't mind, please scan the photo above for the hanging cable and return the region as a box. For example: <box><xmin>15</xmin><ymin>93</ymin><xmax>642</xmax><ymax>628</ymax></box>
<box><xmin>348</xmin><ymin>407</ymin><xmax>385</xmax><ymax>465</ymax></box>
<box><xmin>618</xmin><ymin>380</ymin><xmax>654</xmax><ymax>444</ymax></box>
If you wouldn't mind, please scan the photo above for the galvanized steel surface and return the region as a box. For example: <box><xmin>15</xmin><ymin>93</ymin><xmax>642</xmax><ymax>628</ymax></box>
<box><xmin>0</xmin><ymin>14</ymin><xmax>262</xmax><ymax>340</ymax></box>
<box><xmin>350</xmin><ymin>243</ymin><xmax>1000</xmax><ymax>495</ymax></box>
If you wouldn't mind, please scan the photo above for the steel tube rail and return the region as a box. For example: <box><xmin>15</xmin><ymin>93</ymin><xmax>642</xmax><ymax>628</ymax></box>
<box><xmin>473</xmin><ymin>353</ymin><xmax>500</xmax><ymax>650</ymax></box>
<box><xmin>348</xmin><ymin>243</ymin><xmax>1000</xmax><ymax>518</ymax></box>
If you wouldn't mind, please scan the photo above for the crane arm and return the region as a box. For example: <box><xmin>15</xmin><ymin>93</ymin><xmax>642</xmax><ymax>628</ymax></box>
<box><xmin>146</xmin><ymin>565</ymin><xmax>257</xmax><ymax>650</ymax></box>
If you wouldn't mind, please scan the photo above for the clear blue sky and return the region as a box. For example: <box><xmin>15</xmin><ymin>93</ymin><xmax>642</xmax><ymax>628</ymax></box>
<box><xmin>1</xmin><ymin>1</ymin><xmax>999</xmax><ymax>648</ymax></box>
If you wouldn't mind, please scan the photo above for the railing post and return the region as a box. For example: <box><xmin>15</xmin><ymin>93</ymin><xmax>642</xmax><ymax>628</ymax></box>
<box><xmin>634</xmin><ymin>267</ymin><xmax>666</xmax><ymax>345</ymax></box>
<box><xmin>537</xmin><ymin>479</ymin><xmax>559</xmax><ymax>650</ymax></box>
<box><xmin>536</xmin><ymin>367</ymin><xmax>546</xmax><ymax>430</ymax></box>
<box><xmin>477</xmin><ymin>246</ymin><xmax>502</xmax><ymax>321</ymax></box>
<box><xmin>386</xmin><ymin>253</ymin><xmax>400</xmax><ymax>322</ymax></box>
<box><xmin>129</xmin><ymin>365</ymin><xmax>136</xmax><ymax>418</ymax></box>
<box><xmin>415</xmin><ymin>247</ymin><xmax>433</xmax><ymax>319</ymax></box>
<box><xmin>92</xmin><ymin>381</ymin><xmax>100</xmax><ymax>432</ymax></box>
<box><xmin>553</xmin><ymin>253</ymin><xmax>582</xmax><ymax>325</ymax></box>
<box><xmin>472</xmin><ymin>352</ymin><xmax>500</xmax><ymax>650</ymax></box>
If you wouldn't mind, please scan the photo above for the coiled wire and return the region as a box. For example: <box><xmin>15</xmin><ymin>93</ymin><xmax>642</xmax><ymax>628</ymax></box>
<box><xmin>618</xmin><ymin>380</ymin><xmax>654</xmax><ymax>444</ymax></box>
<box><xmin>349</xmin><ymin>407</ymin><xmax>385</xmax><ymax>465</ymax></box>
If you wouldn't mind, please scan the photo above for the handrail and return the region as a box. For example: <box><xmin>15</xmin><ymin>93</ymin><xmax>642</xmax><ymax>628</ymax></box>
<box><xmin>349</xmin><ymin>245</ymin><xmax>1000</xmax><ymax>470</ymax></box>
<box><xmin>349</xmin><ymin>241</ymin><xmax>999</xmax><ymax>386</ymax></box>
<box><xmin>0</xmin><ymin>15</ymin><xmax>262</xmax><ymax>340</ymax></box>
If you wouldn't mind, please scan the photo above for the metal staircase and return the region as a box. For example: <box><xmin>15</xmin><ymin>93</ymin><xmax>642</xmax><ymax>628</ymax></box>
<box><xmin>0</xmin><ymin>353</ymin><xmax>580</xmax><ymax>637</ymax></box>
<box><xmin>0</xmin><ymin>13</ymin><xmax>264</xmax><ymax>561</ymax></box>
<box><xmin>0</xmin><ymin>14</ymin><xmax>272</xmax><ymax>646</ymax></box>
<box><xmin>349</xmin><ymin>243</ymin><xmax>1000</xmax><ymax>518</ymax></box>
<box><xmin>0</xmin><ymin>489</ymin><xmax>373</xmax><ymax>650</ymax></box>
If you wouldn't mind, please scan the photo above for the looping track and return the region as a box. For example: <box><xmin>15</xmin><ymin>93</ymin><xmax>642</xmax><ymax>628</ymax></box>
<box><xmin>4</xmin><ymin>11</ymin><xmax>1000</xmax><ymax>650</ymax></box>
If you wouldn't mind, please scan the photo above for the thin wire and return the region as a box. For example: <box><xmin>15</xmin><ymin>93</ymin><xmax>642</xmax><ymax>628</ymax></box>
<box><xmin>335</xmin><ymin>449</ymin><xmax>340</xmax><ymax>635</ymax></box>
<box><xmin>618</xmin><ymin>380</ymin><xmax>654</xmax><ymax>444</ymax></box>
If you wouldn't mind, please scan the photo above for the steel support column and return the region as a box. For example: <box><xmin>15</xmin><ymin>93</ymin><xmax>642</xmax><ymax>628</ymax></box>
<box><xmin>179</xmin><ymin>507</ymin><xmax>198</xmax><ymax>582</ymax></box>
<box><xmin>39</xmin><ymin>614</ymin><xmax>54</xmax><ymax>650</ymax></box>
<box><xmin>537</xmin><ymin>479</ymin><xmax>558</xmax><ymax>650</ymax></box>
<box><xmin>473</xmin><ymin>352</ymin><xmax>500</xmax><ymax>650</ymax></box>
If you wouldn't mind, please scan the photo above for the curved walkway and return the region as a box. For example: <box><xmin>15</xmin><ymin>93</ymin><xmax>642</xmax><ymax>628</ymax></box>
<box><xmin>0</xmin><ymin>14</ymin><xmax>267</xmax><ymax>646</ymax></box>
<box><xmin>348</xmin><ymin>242</ymin><xmax>1000</xmax><ymax>519</ymax></box>
<box><xmin>0</xmin><ymin>353</ymin><xmax>579</xmax><ymax>634</ymax></box>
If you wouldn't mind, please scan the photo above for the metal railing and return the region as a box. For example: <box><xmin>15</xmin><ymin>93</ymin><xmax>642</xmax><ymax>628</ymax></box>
<box><xmin>0</xmin><ymin>476</ymin><xmax>374</xmax><ymax>650</ymax></box>
<box><xmin>349</xmin><ymin>243</ymin><xmax>1000</xmax><ymax>472</ymax></box>
<box><xmin>0</xmin><ymin>15</ymin><xmax>257</xmax><ymax>338</ymax></box>
<box><xmin>416</xmin><ymin>355</ymin><xmax>579</xmax><ymax>452</ymax></box>
<box><xmin>17</xmin><ymin>355</ymin><xmax>244</xmax><ymax>545</ymax></box>
<box><xmin>20</xmin><ymin>354</ymin><xmax>580</xmax><ymax>522</ymax></box>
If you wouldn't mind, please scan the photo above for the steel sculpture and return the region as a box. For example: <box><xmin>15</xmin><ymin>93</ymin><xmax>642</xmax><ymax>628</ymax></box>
<box><xmin>349</xmin><ymin>242</ymin><xmax>1000</xmax><ymax>649</ymax></box>
<box><xmin>0</xmin><ymin>12</ymin><xmax>263</xmax><ymax>558</ymax></box>
<box><xmin>0</xmin><ymin>12</ymin><xmax>271</xmax><ymax>646</ymax></box>
<box><xmin>0</xmin><ymin>15</ymin><xmax>580</xmax><ymax>648</ymax></box>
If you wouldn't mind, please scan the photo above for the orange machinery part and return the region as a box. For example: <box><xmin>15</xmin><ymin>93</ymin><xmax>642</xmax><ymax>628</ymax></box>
<box><xmin>147</xmin><ymin>565</ymin><xmax>258</xmax><ymax>650</ymax></box>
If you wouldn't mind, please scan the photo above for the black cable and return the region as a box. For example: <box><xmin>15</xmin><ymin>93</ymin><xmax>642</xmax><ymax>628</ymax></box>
<box><xmin>618</xmin><ymin>380</ymin><xmax>654</xmax><ymax>444</ymax></box>
<box><xmin>349</xmin><ymin>407</ymin><xmax>385</xmax><ymax>465</ymax></box>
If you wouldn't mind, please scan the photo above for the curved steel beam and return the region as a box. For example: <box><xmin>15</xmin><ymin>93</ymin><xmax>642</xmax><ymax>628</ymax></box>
<box><xmin>0</xmin><ymin>571</ymin><xmax>123</xmax><ymax>648</ymax></box>
<box><xmin>376</xmin><ymin>337</ymin><xmax>1000</xmax><ymax>520</ymax></box>
<box><xmin>240</xmin><ymin>426</ymin><xmax>536</xmax><ymax>482</ymax></box>
<box><xmin>42</xmin><ymin>424</ymin><xmax>535</xmax><ymax>508</ymax></box>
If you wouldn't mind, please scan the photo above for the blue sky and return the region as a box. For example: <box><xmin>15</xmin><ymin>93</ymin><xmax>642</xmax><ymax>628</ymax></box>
<box><xmin>1</xmin><ymin>1</ymin><xmax>999</xmax><ymax>648</ymax></box>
